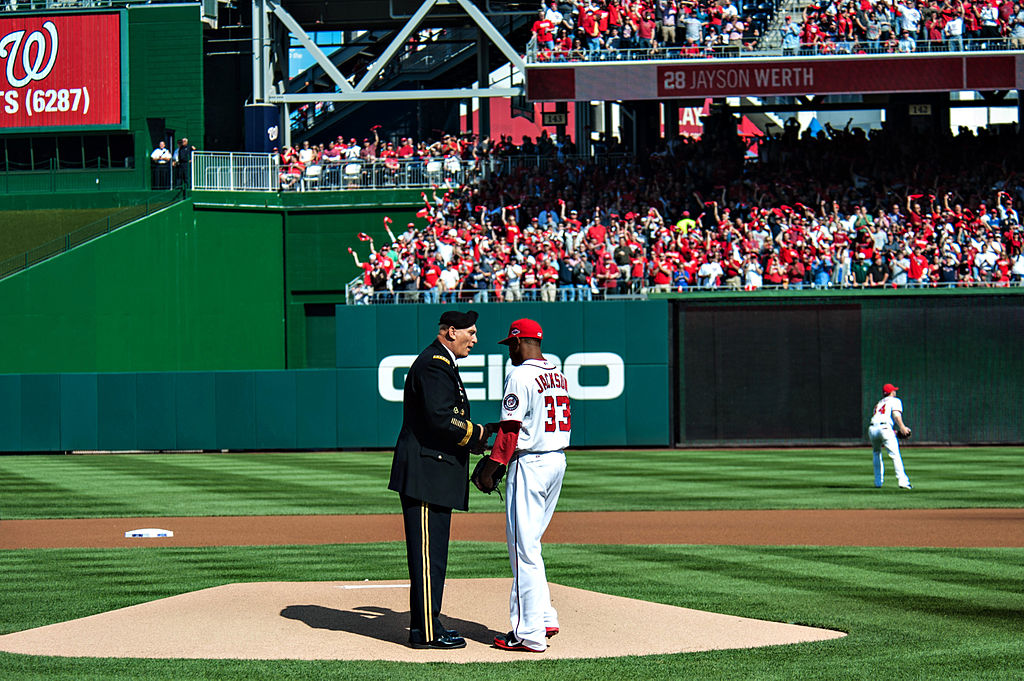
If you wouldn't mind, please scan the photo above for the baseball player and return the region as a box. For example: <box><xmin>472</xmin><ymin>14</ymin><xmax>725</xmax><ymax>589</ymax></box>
<box><xmin>869</xmin><ymin>383</ymin><xmax>913</xmax><ymax>489</ymax></box>
<box><xmin>474</xmin><ymin>318</ymin><xmax>571</xmax><ymax>653</ymax></box>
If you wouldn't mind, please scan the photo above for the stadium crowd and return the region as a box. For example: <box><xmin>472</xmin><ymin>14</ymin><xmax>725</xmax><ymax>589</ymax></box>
<box><xmin>348</xmin><ymin>121</ymin><xmax>1024</xmax><ymax>301</ymax></box>
<box><xmin>528</xmin><ymin>0</ymin><xmax>1024</xmax><ymax>60</ymax></box>
<box><xmin>275</xmin><ymin>128</ymin><xmax>583</xmax><ymax>190</ymax></box>
<box><xmin>779</xmin><ymin>0</ymin><xmax>1024</xmax><ymax>55</ymax></box>
<box><xmin>530</xmin><ymin>0</ymin><xmax>768</xmax><ymax>58</ymax></box>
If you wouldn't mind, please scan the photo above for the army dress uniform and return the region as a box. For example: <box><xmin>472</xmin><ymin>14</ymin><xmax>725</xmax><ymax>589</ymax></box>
<box><xmin>389</xmin><ymin>335</ymin><xmax>488</xmax><ymax>649</ymax></box>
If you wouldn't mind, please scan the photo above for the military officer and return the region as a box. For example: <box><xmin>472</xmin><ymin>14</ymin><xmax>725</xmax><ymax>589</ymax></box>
<box><xmin>389</xmin><ymin>309</ymin><xmax>493</xmax><ymax>649</ymax></box>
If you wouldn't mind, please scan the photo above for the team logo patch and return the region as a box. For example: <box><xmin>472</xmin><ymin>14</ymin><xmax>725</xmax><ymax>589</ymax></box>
<box><xmin>502</xmin><ymin>393</ymin><xmax>519</xmax><ymax>411</ymax></box>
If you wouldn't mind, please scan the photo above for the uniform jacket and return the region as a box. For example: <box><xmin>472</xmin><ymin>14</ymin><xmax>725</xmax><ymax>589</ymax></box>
<box><xmin>389</xmin><ymin>339</ymin><xmax>487</xmax><ymax>510</ymax></box>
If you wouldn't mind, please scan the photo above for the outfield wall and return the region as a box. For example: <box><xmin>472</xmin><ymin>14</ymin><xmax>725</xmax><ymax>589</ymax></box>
<box><xmin>0</xmin><ymin>301</ymin><xmax>670</xmax><ymax>452</ymax></box>
<box><xmin>0</xmin><ymin>201</ymin><xmax>284</xmax><ymax>373</ymax></box>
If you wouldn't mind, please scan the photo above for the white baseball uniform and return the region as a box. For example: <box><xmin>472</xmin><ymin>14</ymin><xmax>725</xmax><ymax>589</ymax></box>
<box><xmin>497</xmin><ymin>356</ymin><xmax>570</xmax><ymax>651</ymax></box>
<box><xmin>868</xmin><ymin>394</ymin><xmax>911</xmax><ymax>488</ymax></box>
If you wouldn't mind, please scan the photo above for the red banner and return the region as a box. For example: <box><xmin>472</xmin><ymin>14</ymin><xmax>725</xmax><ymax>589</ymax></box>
<box><xmin>656</xmin><ymin>57</ymin><xmax>1018</xmax><ymax>98</ymax></box>
<box><xmin>0</xmin><ymin>13</ymin><xmax>122</xmax><ymax>129</ymax></box>
<box><xmin>526</xmin><ymin>54</ymin><xmax>1023</xmax><ymax>102</ymax></box>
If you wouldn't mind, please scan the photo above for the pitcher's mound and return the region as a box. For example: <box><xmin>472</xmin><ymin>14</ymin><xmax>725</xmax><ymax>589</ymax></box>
<box><xmin>0</xmin><ymin>579</ymin><xmax>844</xmax><ymax>662</ymax></box>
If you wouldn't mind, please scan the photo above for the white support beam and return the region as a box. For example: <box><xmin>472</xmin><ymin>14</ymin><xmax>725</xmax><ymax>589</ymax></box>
<box><xmin>256</xmin><ymin>0</ymin><xmax>525</xmax><ymax>109</ymax></box>
<box><xmin>353</xmin><ymin>0</ymin><xmax>439</xmax><ymax>93</ymax></box>
<box><xmin>267</xmin><ymin>0</ymin><xmax>354</xmax><ymax>94</ymax></box>
<box><xmin>454</xmin><ymin>0</ymin><xmax>526</xmax><ymax>73</ymax></box>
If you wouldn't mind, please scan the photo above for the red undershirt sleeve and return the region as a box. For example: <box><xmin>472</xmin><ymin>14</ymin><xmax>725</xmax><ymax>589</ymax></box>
<box><xmin>489</xmin><ymin>420</ymin><xmax>521</xmax><ymax>465</ymax></box>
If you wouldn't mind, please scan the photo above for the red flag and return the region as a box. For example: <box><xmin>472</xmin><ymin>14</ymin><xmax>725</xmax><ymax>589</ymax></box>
<box><xmin>909</xmin><ymin>194</ymin><xmax>924</xmax><ymax>200</ymax></box>
<box><xmin>357</xmin><ymin>232</ymin><xmax>371</xmax><ymax>241</ymax></box>
<box><xmin>416</xmin><ymin>208</ymin><xmax>429</xmax><ymax>218</ymax></box>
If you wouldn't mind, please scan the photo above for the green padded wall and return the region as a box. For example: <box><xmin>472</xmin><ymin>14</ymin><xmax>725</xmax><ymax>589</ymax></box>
<box><xmin>334</xmin><ymin>301</ymin><xmax>672</xmax><ymax>448</ymax></box>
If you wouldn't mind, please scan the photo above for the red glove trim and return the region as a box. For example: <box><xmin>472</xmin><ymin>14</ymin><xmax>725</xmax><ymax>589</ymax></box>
<box><xmin>489</xmin><ymin>420</ymin><xmax>521</xmax><ymax>465</ymax></box>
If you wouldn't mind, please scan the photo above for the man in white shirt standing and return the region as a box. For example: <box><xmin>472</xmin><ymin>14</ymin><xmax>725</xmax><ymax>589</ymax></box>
<box><xmin>944</xmin><ymin>10</ymin><xmax>964</xmax><ymax>51</ymax></box>
<box><xmin>150</xmin><ymin>140</ymin><xmax>172</xmax><ymax>189</ymax></box>
<box><xmin>474</xmin><ymin>319</ymin><xmax>571</xmax><ymax>653</ymax></box>
<box><xmin>869</xmin><ymin>383</ymin><xmax>913</xmax><ymax>489</ymax></box>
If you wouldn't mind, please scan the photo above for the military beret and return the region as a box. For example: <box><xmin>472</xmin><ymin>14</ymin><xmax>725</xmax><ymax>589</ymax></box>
<box><xmin>439</xmin><ymin>310</ymin><xmax>478</xmax><ymax>329</ymax></box>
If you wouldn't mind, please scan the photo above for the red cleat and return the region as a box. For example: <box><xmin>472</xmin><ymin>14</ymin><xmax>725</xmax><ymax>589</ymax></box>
<box><xmin>493</xmin><ymin>632</ymin><xmax>544</xmax><ymax>652</ymax></box>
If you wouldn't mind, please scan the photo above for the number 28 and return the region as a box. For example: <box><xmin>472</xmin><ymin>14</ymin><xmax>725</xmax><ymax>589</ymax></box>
<box><xmin>544</xmin><ymin>395</ymin><xmax>571</xmax><ymax>432</ymax></box>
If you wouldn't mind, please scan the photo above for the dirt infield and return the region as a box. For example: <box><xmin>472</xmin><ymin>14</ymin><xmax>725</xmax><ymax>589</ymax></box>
<box><xmin>2</xmin><ymin>508</ymin><xmax>1023</xmax><ymax>550</ymax></box>
<box><xmin>0</xmin><ymin>580</ymin><xmax>846</xmax><ymax>662</ymax></box>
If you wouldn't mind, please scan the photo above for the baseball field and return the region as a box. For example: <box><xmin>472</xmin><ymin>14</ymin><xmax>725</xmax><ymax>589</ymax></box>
<box><xmin>0</xmin><ymin>446</ymin><xmax>1021</xmax><ymax>680</ymax></box>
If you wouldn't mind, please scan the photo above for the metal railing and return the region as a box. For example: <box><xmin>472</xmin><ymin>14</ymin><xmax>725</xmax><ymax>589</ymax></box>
<box><xmin>525</xmin><ymin>37</ymin><xmax>1022</xmax><ymax>63</ymax></box>
<box><xmin>0</xmin><ymin>189</ymin><xmax>181</xmax><ymax>281</ymax></box>
<box><xmin>192</xmin><ymin>151</ymin><xmax>644</xmax><ymax>193</ymax></box>
<box><xmin>193</xmin><ymin>152</ymin><xmax>279</xmax><ymax>192</ymax></box>
<box><xmin>344</xmin><ymin>277</ymin><xmax>1024</xmax><ymax>304</ymax></box>
<box><xmin>193</xmin><ymin>152</ymin><xmax>497</xmax><ymax>192</ymax></box>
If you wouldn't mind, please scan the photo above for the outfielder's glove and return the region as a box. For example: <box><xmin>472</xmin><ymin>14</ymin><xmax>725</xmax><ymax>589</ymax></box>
<box><xmin>471</xmin><ymin>456</ymin><xmax>506</xmax><ymax>496</ymax></box>
<box><xmin>897</xmin><ymin>428</ymin><xmax>912</xmax><ymax>439</ymax></box>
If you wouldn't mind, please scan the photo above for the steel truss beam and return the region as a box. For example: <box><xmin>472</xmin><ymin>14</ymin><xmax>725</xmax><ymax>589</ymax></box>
<box><xmin>253</xmin><ymin>0</ymin><xmax>525</xmax><ymax>105</ymax></box>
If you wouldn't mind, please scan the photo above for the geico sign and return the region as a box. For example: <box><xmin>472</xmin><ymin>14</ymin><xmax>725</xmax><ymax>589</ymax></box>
<box><xmin>378</xmin><ymin>352</ymin><xmax>624</xmax><ymax>402</ymax></box>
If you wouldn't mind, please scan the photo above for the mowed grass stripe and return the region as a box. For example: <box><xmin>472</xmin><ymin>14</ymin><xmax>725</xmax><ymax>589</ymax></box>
<box><xmin>1</xmin><ymin>447</ymin><xmax>1023</xmax><ymax>519</ymax></box>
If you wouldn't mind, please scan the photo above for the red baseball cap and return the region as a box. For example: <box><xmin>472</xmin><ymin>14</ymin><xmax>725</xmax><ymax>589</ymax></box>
<box><xmin>498</xmin><ymin>318</ymin><xmax>543</xmax><ymax>345</ymax></box>
<box><xmin>883</xmin><ymin>383</ymin><xmax>899</xmax><ymax>393</ymax></box>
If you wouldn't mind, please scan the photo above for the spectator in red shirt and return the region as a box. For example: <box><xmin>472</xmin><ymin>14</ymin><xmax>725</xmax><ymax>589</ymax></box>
<box><xmin>908</xmin><ymin>247</ymin><xmax>930</xmax><ymax>286</ymax></box>
<box><xmin>532</xmin><ymin>10</ymin><xmax>555</xmax><ymax>49</ymax></box>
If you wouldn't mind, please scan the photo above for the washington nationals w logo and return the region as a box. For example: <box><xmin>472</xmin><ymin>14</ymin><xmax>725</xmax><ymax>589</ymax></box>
<box><xmin>0</xmin><ymin>21</ymin><xmax>59</xmax><ymax>88</ymax></box>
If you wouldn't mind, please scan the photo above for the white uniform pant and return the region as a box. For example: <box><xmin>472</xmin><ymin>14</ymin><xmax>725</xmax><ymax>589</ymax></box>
<box><xmin>869</xmin><ymin>425</ymin><xmax>910</xmax><ymax>487</ymax></box>
<box><xmin>505</xmin><ymin>451</ymin><xmax>566</xmax><ymax>651</ymax></box>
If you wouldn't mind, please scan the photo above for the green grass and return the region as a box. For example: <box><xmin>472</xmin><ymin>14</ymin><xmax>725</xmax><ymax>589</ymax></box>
<box><xmin>0</xmin><ymin>208</ymin><xmax>115</xmax><ymax>263</ymax></box>
<box><xmin>0</xmin><ymin>447</ymin><xmax>1022</xmax><ymax>519</ymax></box>
<box><xmin>0</xmin><ymin>542</ymin><xmax>1020</xmax><ymax>680</ymax></box>
<box><xmin>0</xmin><ymin>448</ymin><xmax>1021</xmax><ymax>679</ymax></box>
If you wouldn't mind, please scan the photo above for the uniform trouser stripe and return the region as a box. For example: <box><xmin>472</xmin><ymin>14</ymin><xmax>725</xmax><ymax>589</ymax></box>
<box><xmin>421</xmin><ymin>502</ymin><xmax>432</xmax><ymax>641</ymax></box>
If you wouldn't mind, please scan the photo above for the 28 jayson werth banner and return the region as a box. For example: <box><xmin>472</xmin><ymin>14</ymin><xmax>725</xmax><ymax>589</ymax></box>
<box><xmin>0</xmin><ymin>13</ymin><xmax>122</xmax><ymax>129</ymax></box>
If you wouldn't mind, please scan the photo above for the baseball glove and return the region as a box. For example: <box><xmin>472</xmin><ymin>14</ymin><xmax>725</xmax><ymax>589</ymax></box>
<box><xmin>471</xmin><ymin>456</ymin><xmax>506</xmax><ymax>496</ymax></box>
<box><xmin>897</xmin><ymin>428</ymin><xmax>912</xmax><ymax>439</ymax></box>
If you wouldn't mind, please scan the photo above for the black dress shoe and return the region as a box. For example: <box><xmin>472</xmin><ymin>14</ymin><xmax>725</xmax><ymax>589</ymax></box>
<box><xmin>408</xmin><ymin>630</ymin><xmax>467</xmax><ymax>650</ymax></box>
